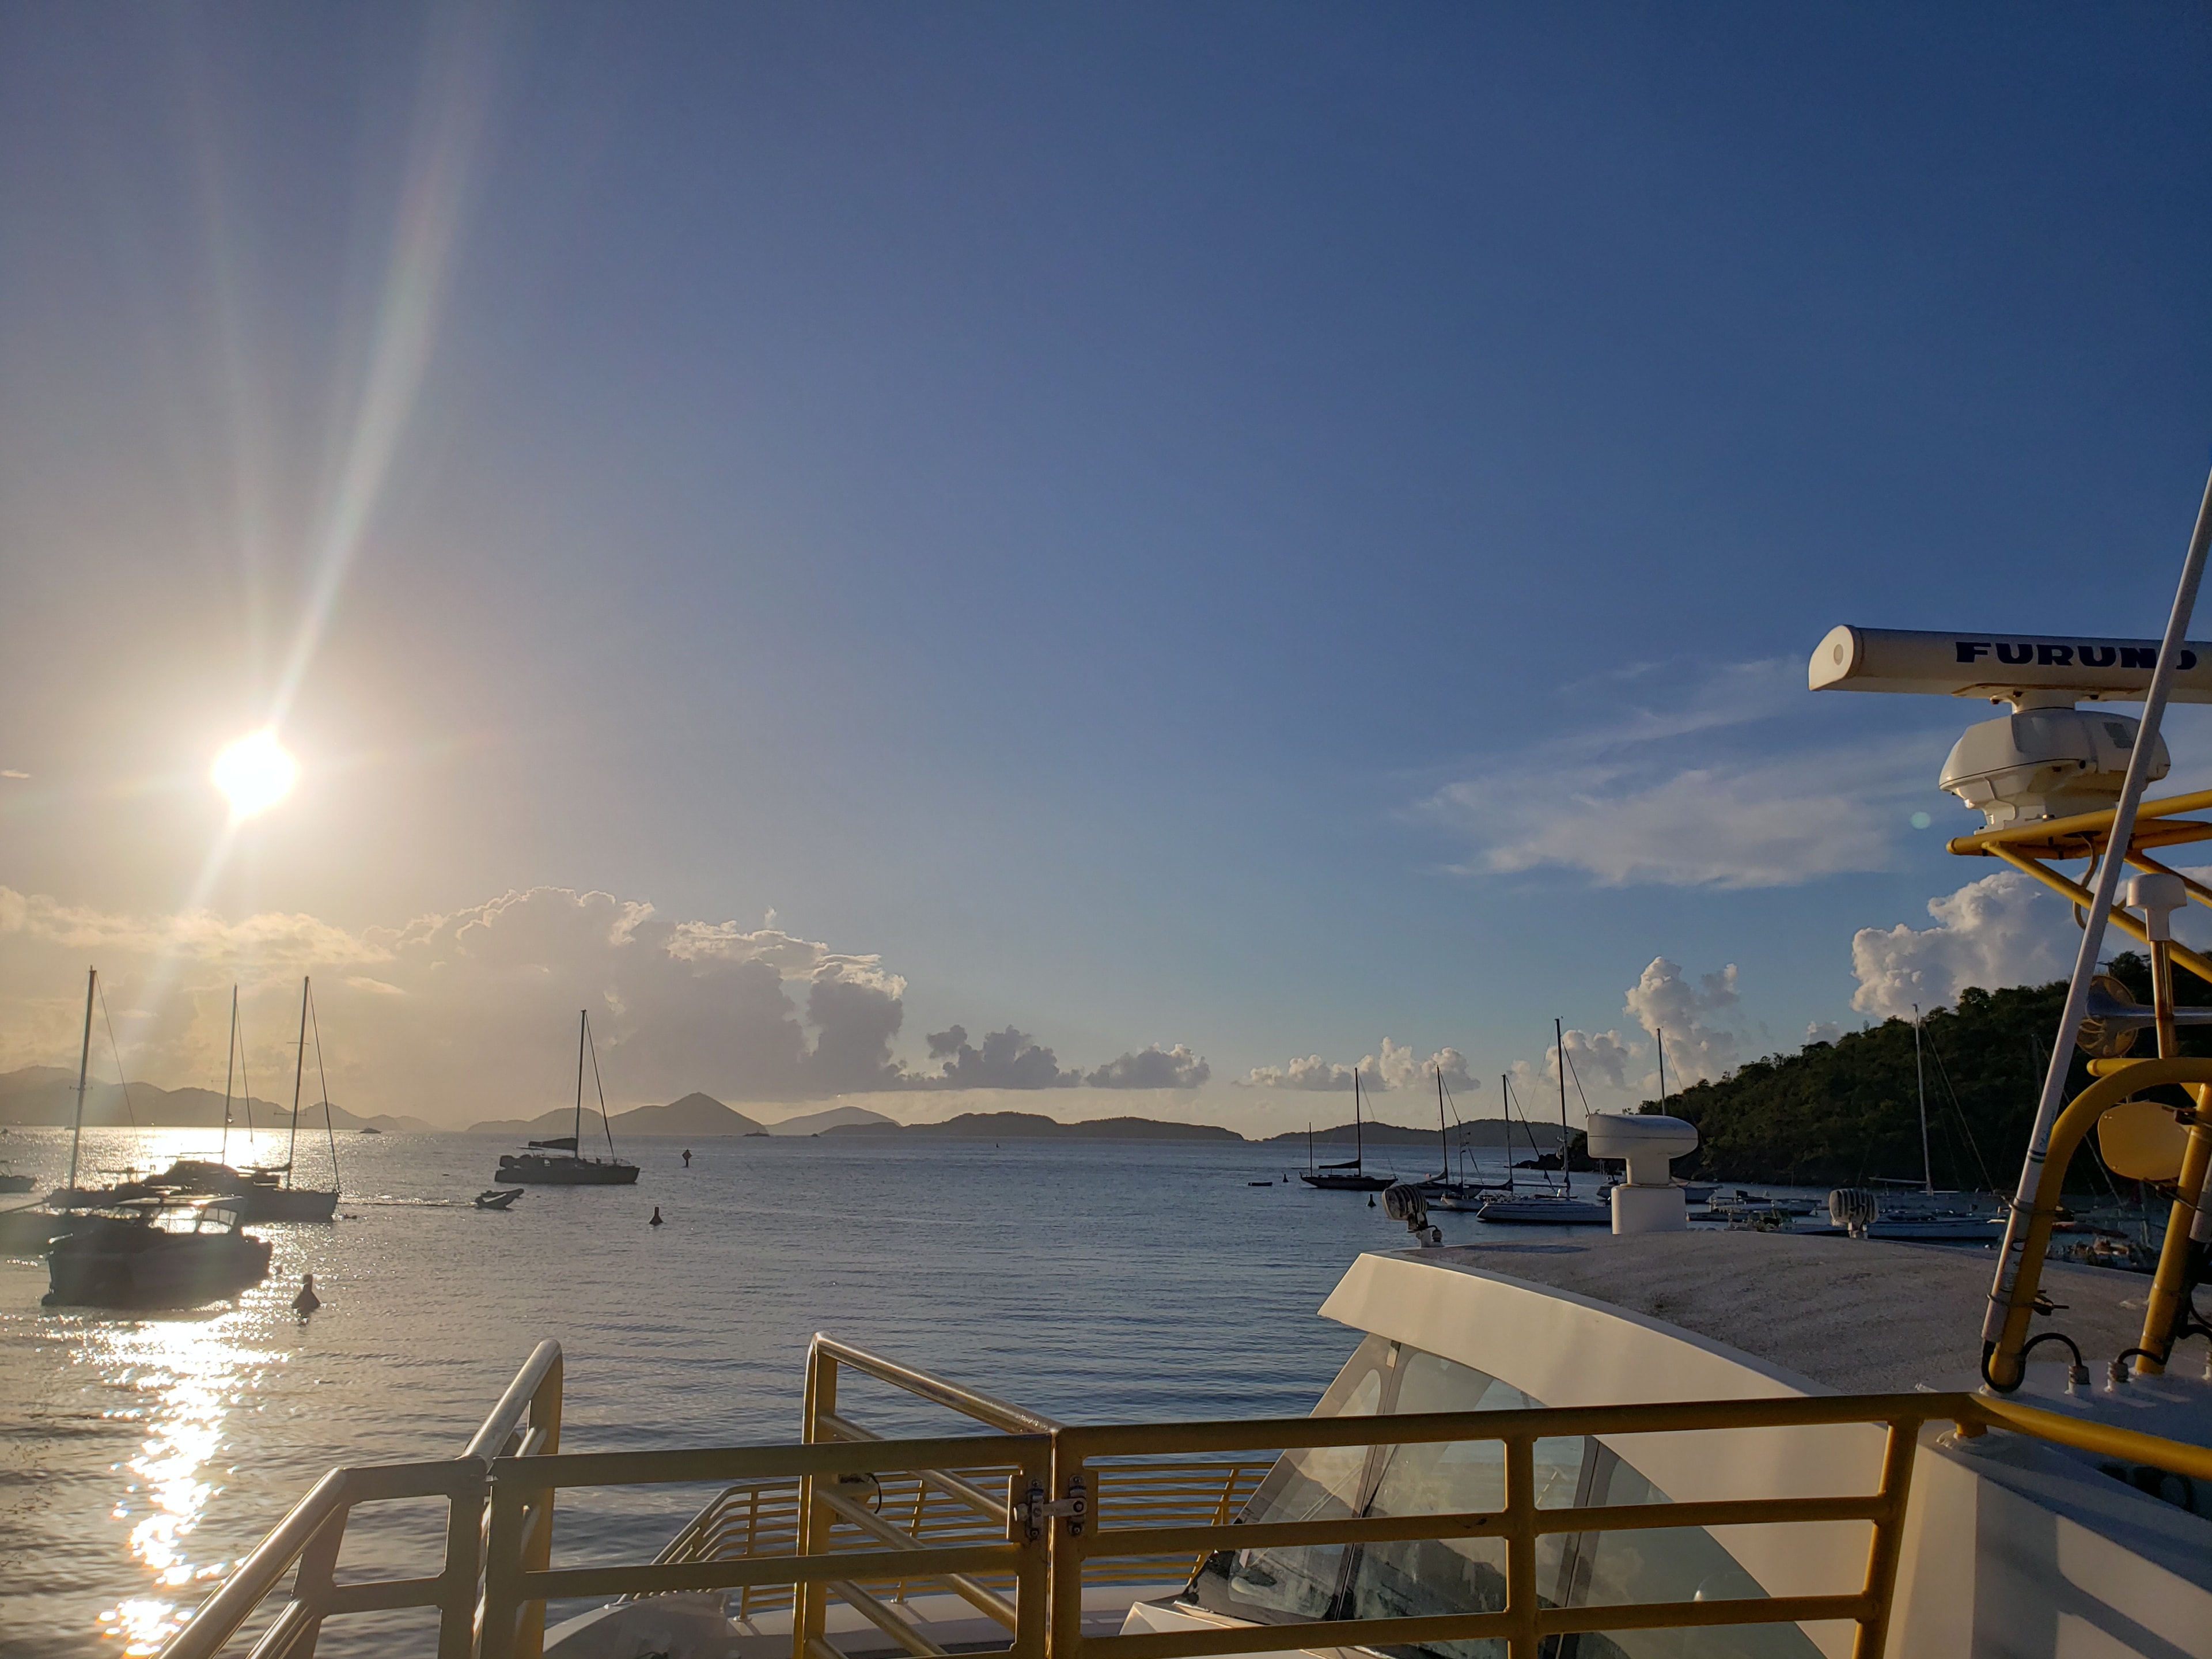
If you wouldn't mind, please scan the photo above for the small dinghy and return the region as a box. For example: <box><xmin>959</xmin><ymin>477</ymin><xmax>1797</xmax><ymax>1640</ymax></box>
<box><xmin>475</xmin><ymin>1188</ymin><xmax>524</xmax><ymax>1211</ymax></box>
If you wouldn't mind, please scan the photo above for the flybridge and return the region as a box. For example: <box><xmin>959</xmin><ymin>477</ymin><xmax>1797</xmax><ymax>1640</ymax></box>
<box><xmin>1810</xmin><ymin>624</ymin><xmax>2212</xmax><ymax>705</ymax></box>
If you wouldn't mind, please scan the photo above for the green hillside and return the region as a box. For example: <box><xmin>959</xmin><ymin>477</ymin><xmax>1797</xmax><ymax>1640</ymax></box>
<box><xmin>1662</xmin><ymin>953</ymin><xmax>2200</xmax><ymax>1191</ymax></box>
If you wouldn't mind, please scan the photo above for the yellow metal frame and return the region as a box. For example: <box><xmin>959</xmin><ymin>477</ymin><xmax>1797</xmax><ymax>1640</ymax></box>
<box><xmin>1949</xmin><ymin>789</ymin><xmax>2212</xmax><ymax>1383</ymax></box>
<box><xmin>157</xmin><ymin>1335</ymin><xmax>2212</xmax><ymax>1659</ymax></box>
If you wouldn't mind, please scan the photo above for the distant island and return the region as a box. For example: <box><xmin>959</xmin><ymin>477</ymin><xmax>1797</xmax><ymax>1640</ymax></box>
<box><xmin>463</xmin><ymin>1094</ymin><xmax>899</xmax><ymax>1139</ymax></box>
<box><xmin>824</xmin><ymin>1111</ymin><xmax>1241</xmax><ymax>1141</ymax></box>
<box><xmin>0</xmin><ymin>1066</ymin><xmax>433</xmax><ymax>1134</ymax></box>
<box><xmin>0</xmin><ymin>1066</ymin><xmax>1566</xmax><ymax>1153</ymax></box>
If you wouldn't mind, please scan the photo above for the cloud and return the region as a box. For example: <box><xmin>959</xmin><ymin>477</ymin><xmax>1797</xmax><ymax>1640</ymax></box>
<box><xmin>1</xmin><ymin>770</ymin><xmax>26</xmax><ymax>779</ymax></box>
<box><xmin>1240</xmin><ymin>1054</ymin><xmax>1360</xmax><ymax>1090</ymax></box>
<box><xmin>0</xmin><ymin>885</ymin><xmax>911</xmax><ymax>1115</ymax></box>
<box><xmin>1847</xmin><ymin>869</ymin><xmax>2075</xmax><ymax>1021</ymax></box>
<box><xmin>1239</xmin><ymin>1040</ymin><xmax>1478</xmax><ymax>1092</ymax></box>
<box><xmin>1806</xmin><ymin>1021</ymin><xmax>1847</xmax><ymax>1045</ymax></box>
<box><xmin>924</xmin><ymin>1026</ymin><xmax>1076</xmax><ymax>1089</ymax></box>
<box><xmin>1414</xmin><ymin>659</ymin><xmax>1955</xmax><ymax>889</ymax></box>
<box><xmin>1623</xmin><ymin>957</ymin><xmax>1741</xmax><ymax>1087</ymax></box>
<box><xmin>1560</xmin><ymin>1028</ymin><xmax>1639</xmax><ymax>1092</ymax></box>
<box><xmin>1085</xmin><ymin>1045</ymin><xmax>1211</xmax><ymax>1089</ymax></box>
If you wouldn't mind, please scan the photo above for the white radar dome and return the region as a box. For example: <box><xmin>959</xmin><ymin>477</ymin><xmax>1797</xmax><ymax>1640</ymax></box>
<box><xmin>1585</xmin><ymin>1113</ymin><xmax>1698</xmax><ymax>1188</ymax></box>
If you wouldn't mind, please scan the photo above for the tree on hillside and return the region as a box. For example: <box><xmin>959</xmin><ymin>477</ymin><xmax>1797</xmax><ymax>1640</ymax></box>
<box><xmin>1654</xmin><ymin>955</ymin><xmax>2203</xmax><ymax>1191</ymax></box>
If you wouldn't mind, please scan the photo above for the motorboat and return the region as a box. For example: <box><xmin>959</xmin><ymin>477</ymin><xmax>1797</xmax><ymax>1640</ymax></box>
<box><xmin>43</xmin><ymin>1200</ymin><xmax>272</xmax><ymax>1309</ymax></box>
<box><xmin>474</xmin><ymin>1188</ymin><xmax>524</xmax><ymax>1210</ymax></box>
<box><xmin>495</xmin><ymin>1010</ymin><xmax>640</xmax><ymax>1186</ymax></box>
<box><xmin>0</xmin><ymin>1161</ymin><xmax>31</xmax><ymax>1195</ymax></box>
<box><xmin>1295</xmin><ymin>1074</ymin><xmax>1393</xmax><ymax>1191</ymax></box>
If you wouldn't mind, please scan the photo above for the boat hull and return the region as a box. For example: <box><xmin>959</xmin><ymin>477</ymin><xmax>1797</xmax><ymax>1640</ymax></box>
<box><xmin>234</xmin><ymin>1186</ymin><xmax>339</xmax><ymax>1223</ymax></box>
<box><xmin>43</xmin><ymin>1222</ymin><xmax>272</xmax><ymax>1308</ymax></box>
<box><xmin>1475</xmin><ymin>1197</ymin><xmax>1612</xmax><ymax>1225</ymax></box>
<box><xmin>1298</xmin><ymin>1172</ymin><xmax>1394</xmax><ymax>1192</ymax></box>
<box><xmin>496</xmin><ymin>1155</ymin><xmax>639</xmax><ymax>1186</ymax></box>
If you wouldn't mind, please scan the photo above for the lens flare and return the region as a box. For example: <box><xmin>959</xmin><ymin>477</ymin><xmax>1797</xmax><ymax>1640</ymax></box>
<box><xmin>210</xmin><ymin>731</ymin><xmax>298</xmax><ymax>820</ymax></box>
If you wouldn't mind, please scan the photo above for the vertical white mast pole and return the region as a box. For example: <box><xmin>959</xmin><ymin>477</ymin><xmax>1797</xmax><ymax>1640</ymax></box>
<box><xmin>1984</xmin><ymin>465</ymin><xmax>2212</xmax><ymax>1356</ymax></box>
<box><xmin>1915</xmin><ymin>1006</ymin><xmax>1933</xmax><ymax>1196</ymax></box>
<box><xmin>1555</xmin><ymin>1017</ymin><xmax>1570</xmax><ymax>1198</ymax></box>
<box><xmin>66</xmin><ymin>967</ymin><xmax>95</xmax><ymax>1206</ymax></box>
<box><xmin>287</xmin><ymin>978</ymin><xmax>308</xmax><ymax>1188</ymax></box>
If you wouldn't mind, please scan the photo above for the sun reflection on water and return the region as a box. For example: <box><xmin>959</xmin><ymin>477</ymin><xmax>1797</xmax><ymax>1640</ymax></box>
<box><xmin>73</xmin><ymin>1294</ymin><xmax>284</xmax><ymax>1654</ymax></box>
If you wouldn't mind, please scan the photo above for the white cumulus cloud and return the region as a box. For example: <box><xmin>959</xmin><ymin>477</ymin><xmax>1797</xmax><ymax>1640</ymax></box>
<box><xmin>1240</xmin><ymin>1040</ymin><xmax>1478</xmax><ymax>1093</ymax></box>
<box><xmin>1623</xmin><ymin>957</ymin><xmax>1742</xmax><ymax>1088</ymax></box>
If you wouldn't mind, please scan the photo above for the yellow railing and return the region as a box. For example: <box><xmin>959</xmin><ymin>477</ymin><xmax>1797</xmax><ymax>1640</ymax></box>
<box><xmin>159</xmin><ymin>1335</ymin><xmax>2212</xmax><ymax>1659</ymax></box>
<box><xmin>160</xmin><ymin>1338</ymin><xmax>565</xmax><ymax>1659</ymax></box>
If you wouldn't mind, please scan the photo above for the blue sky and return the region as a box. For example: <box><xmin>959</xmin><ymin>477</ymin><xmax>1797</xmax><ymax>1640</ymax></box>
<box><xmin>3</xmin><ymin>4</ymin><xmax>2210</xmax><ymax>1124</ymax></box>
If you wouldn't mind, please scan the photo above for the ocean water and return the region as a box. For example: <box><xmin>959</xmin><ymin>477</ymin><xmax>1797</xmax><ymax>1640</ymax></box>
<box><xmin>0</xmin><ymin>1125</ymin><xmax>1558</xmax><ymax>1658</ymax></box>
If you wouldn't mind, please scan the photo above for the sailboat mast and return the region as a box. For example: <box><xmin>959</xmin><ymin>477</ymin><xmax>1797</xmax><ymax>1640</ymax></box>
<box><xmin>1657</xmin><ymin>1027</ymin><xmax>1667</xmax><ymax>1111</ymax></box>
<box><xmin>287</xmin><ymin>977</ymin><xmax>308</xmax><ymax>1188</ymax></box>
<box><xmin>1915</xmin><ymin>1003</ymin><xmax>1933</xmax><ymax>1195</ymax></box>
<box><xmin>1502</xmin><ymin>1073</ymin><xmax>1516</xmax><ymax>1193</ymax></box>
<box><xmin>1436</xmin><ymin>1066</ymin><xmax>1448</xmax><ymax>1183</ymax></box>
<box><xmin>1555</xmin><ymin>1016</ymin><xmax>1570</xmax><ymax>1198</ymax></box>
<box><xmin>309</xmin><ymin>980</ymin><xmax>340</xmax><ymax>1194</ymax></box>
<box><xmin>65</xmin><ymin>967</ymin><xmax>94</xmax><ymax>1205</ymax></box>
<box><xmin>221</xmin><ymin>987</ymin><xmax>237</xmax><ymax>1165</ymax></box>
<box><xmin>575</xmin><ymin>1009</ymin><xmax>588</xmax><ymax>1157</ymax></box>
<box><xmin>1354</xmin><ymin>1072</ymin><xmax>1364</xmax><ymax>1172</ymax></box>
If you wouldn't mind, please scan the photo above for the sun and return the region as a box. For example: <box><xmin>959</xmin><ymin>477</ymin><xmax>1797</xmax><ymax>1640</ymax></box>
<box><xmin>210</xmin><ymin>730</ymin><xmax>299</xmax><ymax>820</ymax></box>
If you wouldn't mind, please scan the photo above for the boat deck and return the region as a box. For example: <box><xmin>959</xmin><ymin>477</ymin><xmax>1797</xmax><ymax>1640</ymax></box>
<box><xmin>1414</xmin><ymin>1230</ymin><xmax>2160</xmax><ymax>1393</ymax></box>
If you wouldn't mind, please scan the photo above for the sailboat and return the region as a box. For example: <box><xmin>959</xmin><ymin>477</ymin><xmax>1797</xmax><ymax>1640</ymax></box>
<box><xmin>234</xmin><ymin>979</ymin><xmax>340</xmax><ymax>1222</ymax></box>
<box><xmin>38</xmin><ymin>967</ymin><xmax>272</xmax><ymax>1306</ymax></box>
<box><xmin>1297</xmin><ymin>1073</ymin><xmax>1393</xmax><ymax>1191</ymax></box>
<box><xmin>1475</xmin><ymin>1018</ymin><xmax>1610</xmax><ymax>1225</ymax></box>
<box><xmin>1427</xmin><ymin>1071</ymin><xmax>1525</xmax><ymax>1211</ymax></box>
<box><xmin>150</xmin><ymin>986</ymin><xmax>268</xmax><ymax>1202</ymax></box>
<box><xmin>494</xmin><ymin>1011</ymin><xmax>639</xmax><ymax>1186</ymax></box>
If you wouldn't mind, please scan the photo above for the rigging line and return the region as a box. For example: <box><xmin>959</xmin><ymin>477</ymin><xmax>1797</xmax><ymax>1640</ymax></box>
<box><xmin>585</xmin><ymin>1011</ymin><xmax>616</xmax><ymax>1157</ymax></box>
<box><xmin>95</xmin><ymin>978</ymin><xmax>137</xmax><ymax>1131</ymax></box>
<box><xmin>307</xmin><ymin>979</ymin><xmax>340</xmax><ymax>1193</ymax></box>
<box><xmin>1921</xmin><ymin>1022</ymin><xmax>1999</xmax><ymax>1195</ymax></box>
<box><xmin>1562</xmin><ymin>1047</ymin><xmax>1592</xmax><ymax>1114</ymax></box>
<box><xmin>239</xmin><ymin>995</ymin><xmax>255</xmax><ymax>1148</ymax></box>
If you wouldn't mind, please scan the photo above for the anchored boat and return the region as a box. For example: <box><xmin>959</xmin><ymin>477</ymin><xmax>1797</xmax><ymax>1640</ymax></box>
<box><xmin>495</xmin><ymin>1010</ymin><xmax>639</xmax><ymax>1187</ymax></box>
<box><xmin>1296</xmin><ymin>1073</ymin><xmax>1393</xmax><ymax>1191</ymax></box>
<box><xmin>44</xmin><ymin>1199</ymin><xmax>272</xmax><ymax>1309</ymax></box>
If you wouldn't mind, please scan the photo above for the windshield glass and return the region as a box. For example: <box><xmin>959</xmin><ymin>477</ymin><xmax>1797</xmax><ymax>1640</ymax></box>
<box><xmin>1185</xmin><ymin>1336</ymin><xmax>1822</xmax><ymax>1659</ymax></box>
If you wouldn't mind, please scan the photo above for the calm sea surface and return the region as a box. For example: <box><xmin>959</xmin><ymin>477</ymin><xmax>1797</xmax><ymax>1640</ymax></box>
<box><xmin>0</xmin><ymin>1126</ymin><xmax>1571</xmax><ymax>1658</ymax></box>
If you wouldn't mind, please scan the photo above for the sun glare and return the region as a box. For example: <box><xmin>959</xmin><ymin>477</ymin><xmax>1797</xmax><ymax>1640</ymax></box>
<box><xmin>210</xmin><ymin>730</ymin><xmax>299</xmax><ymax>820</ymax></box>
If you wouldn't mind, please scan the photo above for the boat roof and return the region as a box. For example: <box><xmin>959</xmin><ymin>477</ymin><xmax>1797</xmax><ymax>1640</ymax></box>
<box><xmin>1398</xmin><ymin>1231</ymin><xmax>2155</xmax><ymax>1395</ymax></box>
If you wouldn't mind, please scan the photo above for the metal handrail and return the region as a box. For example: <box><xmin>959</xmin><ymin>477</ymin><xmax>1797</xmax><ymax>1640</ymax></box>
<box><xmin>809</xmin><ymin>1335</ymin><xmax>1066</xmax><ymax>1435</ymax></box>
<box><xmin>160</xmin><ymin>1342</ymin><xmax>566</xmax><ymax>1659</ymax></box>
<box><xmin>159</xmin><ymin>1338</ymin><xmax>2212</xmax><ymax>1659</ymax></box>
<box><xmin>476</xmin><ymin>1431</ymin><xmax>1053</xmax><ymax>1659</ymax></box>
